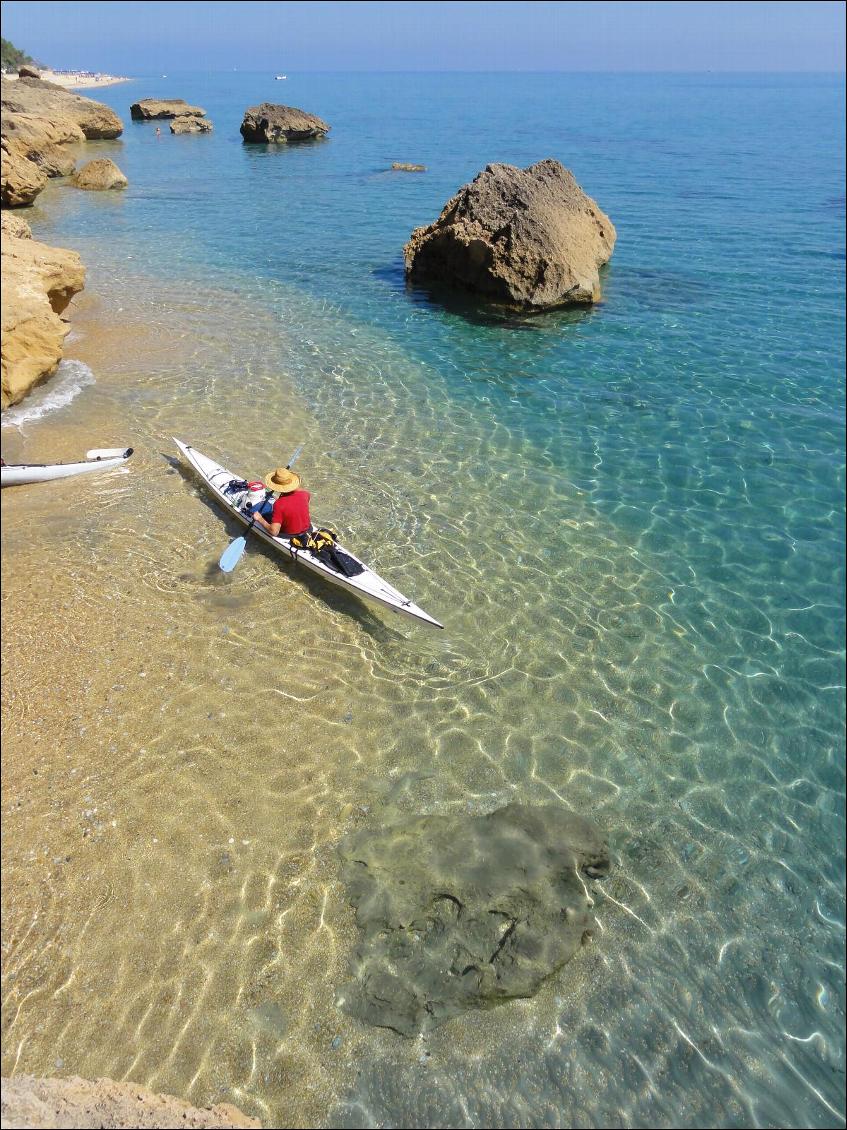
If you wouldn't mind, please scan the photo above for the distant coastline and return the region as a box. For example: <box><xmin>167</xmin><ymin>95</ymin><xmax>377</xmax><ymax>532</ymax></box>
<box><xmin>3</xmin><ymin>68</ymin><xmax>131</xmax><ymax>89</ymax></box>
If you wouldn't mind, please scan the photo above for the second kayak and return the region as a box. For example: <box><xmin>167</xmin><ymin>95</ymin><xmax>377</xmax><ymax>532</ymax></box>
<box><xmin>1</xmin><ymin>447</ymin><xmax>134</xmax><ymax>487</ymax></box>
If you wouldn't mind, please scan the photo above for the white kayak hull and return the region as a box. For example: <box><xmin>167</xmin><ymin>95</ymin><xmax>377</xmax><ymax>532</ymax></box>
<box><xmin>173</xmin><ymin>439</ymin><xmax>444</xmax><ymax>629</ymax></box>
<box><xmin>1</xmin><ymin>447</ymin><xmax>133</xmax><ymax>487</ymax></box>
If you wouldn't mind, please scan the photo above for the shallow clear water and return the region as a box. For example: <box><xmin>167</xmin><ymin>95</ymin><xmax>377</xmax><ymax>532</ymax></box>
<box><xmin>1</xmin><ymin>71</ymin><xmax>844</xmax><ymax>1128</ymax></box>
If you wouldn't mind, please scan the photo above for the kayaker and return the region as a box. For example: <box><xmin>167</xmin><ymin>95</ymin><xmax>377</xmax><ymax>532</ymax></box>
<box><xmin>249</xmin><ymin>465</ymin><xmax>312</xmax><ymax>538</ymax></box>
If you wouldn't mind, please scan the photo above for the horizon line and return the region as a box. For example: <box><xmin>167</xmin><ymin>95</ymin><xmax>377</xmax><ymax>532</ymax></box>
<box><xmin>65</xmin><ymin>67</ymin><xmax>847</xmax><ymax>75</ymax></box>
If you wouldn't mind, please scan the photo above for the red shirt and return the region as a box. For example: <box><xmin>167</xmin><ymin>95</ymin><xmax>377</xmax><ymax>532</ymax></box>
<box><xmin>271</xmin><ymin>490</ymin><xmax>311</xmax><ymax>535</ymax></box>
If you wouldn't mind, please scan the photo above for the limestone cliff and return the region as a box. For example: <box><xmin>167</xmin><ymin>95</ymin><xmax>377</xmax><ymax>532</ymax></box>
<box><xmin>1</xmin><ymin>232</ymin><xmax>85</xmax><ymax>409</ymax></box>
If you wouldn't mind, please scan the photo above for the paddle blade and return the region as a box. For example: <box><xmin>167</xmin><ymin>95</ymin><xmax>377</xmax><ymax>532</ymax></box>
<box><xmin>219</xmin><ymin>536</ymin><xmax>247</xmax><ymax>573</ymax></box>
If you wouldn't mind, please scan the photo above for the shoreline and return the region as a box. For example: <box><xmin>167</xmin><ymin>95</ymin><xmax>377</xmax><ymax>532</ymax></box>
<box><xmin>3</xmin><ymin>70</ymin><xmax>131</xmax><ymax>89</ymax></box>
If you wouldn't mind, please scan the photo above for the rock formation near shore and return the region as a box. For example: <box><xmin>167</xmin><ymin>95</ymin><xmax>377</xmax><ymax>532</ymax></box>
<box><xmin>404</xmin><ymin>158</ymin><xmax>616</xmax><ymax>309</ymax></box>
<box><xmin>1</xmin><ymin>75</ymin><xmax>124</xmax><ymax>207</ymax></box>
<box><xmin>392</xmin><ymin>162</ymin><xmax>426</xmax><ymax>172</ymax></box>
<box><xmin>338</xmin><ymin>802</ymin><xmax>610</xmax><ymax>1035</ymax></box>
<box><xmin>0</xmin><ymin>136</ymin><xmax>47</xmax><ymax>206</ymax></box>
<box><xmin>0</xmin><ymin>1075</ymin><xmax>261</xmax><ymax>1129</ymax></box>
<box><xmin>1</xmin><ymin>231</ymin><xmax>85</xmax><ymax>409</ymax></box>
<box><xmin>2</xmin><ymin>110</ymin><xmax>83</xmax><ymax>177</ymax></box>
<box><xmin>240</xmin><ymin>103</ymin><xmax>330</xmax><ymax>143</ymax></box>
<box><xmin>171</xmin><ymin>116</ymin><xmax>213</xmax><ymax>134</ymax></box>
<box><xmin>1</xmin><ymin>210</ymin><xmax>32</xmax><ymax>238</ymax></box>
<box><xmin>130</xmin><ymin>98</ymin><xmax>206</xmax><ymax>120</ymax></box>
<box><xmin>0</xmin><ymin>77</ymin><xmax>124</xmax><ymax>407</ymax></box>
<box><xmin>72</xmin><ymin>157</ymin><xmax>128</xmax><ymax>190</ymax></box>
<box><xmin>2</xmin><ymin>76</ymin><xmax>123</xmax><ymax>140</ymax></box>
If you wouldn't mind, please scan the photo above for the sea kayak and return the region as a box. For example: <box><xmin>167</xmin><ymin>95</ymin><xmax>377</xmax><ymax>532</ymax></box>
<box><xmin>0</xmin><ymin>447</ymin><xmax>133</xmax><ymax>487</ymax></box>
<box><xmin>173</xmin><ymin>439</ymin><xmax>444</xmax><ymax>629</ymax></box>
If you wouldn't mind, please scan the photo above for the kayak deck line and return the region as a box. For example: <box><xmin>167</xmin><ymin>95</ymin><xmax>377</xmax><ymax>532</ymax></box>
<box><xmin>174</xmin><ymin>439</ymin><xmax>444</xmax><ymax>629</ymax></box>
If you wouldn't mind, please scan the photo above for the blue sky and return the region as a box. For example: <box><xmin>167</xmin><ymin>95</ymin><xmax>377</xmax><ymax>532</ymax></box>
<box><xmin>2</xmin><ymin>1</ymin><xmax>845</xmax><ymax>73</ymax></box>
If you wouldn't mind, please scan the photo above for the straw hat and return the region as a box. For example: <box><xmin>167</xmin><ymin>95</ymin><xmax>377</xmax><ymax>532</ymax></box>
<box><xmin>264</xmin><ymin>467</ymin><xmax>302</xmax><ymax>493</ymax></box>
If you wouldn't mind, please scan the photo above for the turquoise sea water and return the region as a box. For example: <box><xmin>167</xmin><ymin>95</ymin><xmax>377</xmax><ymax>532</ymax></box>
<box><xmin>4</xmin><ymin>72</ymin><xmax>845</xmax><ymax>1127</ymax></box>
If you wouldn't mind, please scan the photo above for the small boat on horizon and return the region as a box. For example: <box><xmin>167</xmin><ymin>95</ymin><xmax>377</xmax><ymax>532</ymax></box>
<box><xmin>275</xmin><ymin>74</ymin><xmax>287</xmax><ymax>80</ymax></box>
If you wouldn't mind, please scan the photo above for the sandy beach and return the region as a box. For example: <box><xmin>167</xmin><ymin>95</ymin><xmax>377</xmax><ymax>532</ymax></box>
<box><xmin>3</xmin><ymin>69</ymin><xmax>130</xmax><ymax>88</ymax></box>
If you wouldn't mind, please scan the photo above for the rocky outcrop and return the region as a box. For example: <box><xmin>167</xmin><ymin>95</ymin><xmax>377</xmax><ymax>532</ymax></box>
<box><xmin>72</xmin><ymin>157</ymin><xmax>128</xmax><ymax>190</ymax></box>
<box><xmin>339</xmin><ymin>803</ymin><xmax>610</xmax><ymax>1036</ymax></box>
<box><xmin>240</xmin><ymin>103</ymin><xmax>330</xmax><ymax>143</ymax></box>
<box><xmin>1</xmin><ymin>76</ymin><xmax>123</xmax><ymax>139</ymax></box>
<box><xmin>1</xmin><ymin>210</ymin><xmax>32</xmax><ymax>238</ymax></box>
<box><xmin>1</xmin><ymin>76</ymin><xmax>124</xmax><ymax>206</ymax></box>
<box><xmin>392</xmin><ymin>162</ymin><xmax>426</xmax><ymax>172</ymax></box>
<box><xmin>0</xmin><ymin>1075</ymin><xmax>261</xmax><ymax>1129</ymax></box>
<box><xmin>0</xmin><ymin>78</ymin><xmax>123</xmax><ymax>408</ymax></box>
<box><xmin>2</xmin><ymin>111</ymin><xmax>84</xmax><ymax>177</ymax></box>
<box><xmin>170</xmin><ymin>116</ymin><xmax>213</xmax><ymax>134</ymax></box>
<box><xmin>404</xmin><ymin>158</ymin><xmax>616</xmax><ymax>309</ymax></box>
<box><xmin>0</xmin><ymin>137</ymin><xmax>47</xmax><ymax>206</ymax></box>
<box><xmin>130</xmin><ymin>98</ymin><xmax>206</xmax><ymax>120</ymax></box>
<box><xmin>1</xmin><ymin>234</ymin><xmax>85</xmax><ymax>408</ymax></box>
<box><xmin>18</xmin><ymin>65</ymin><xmax>42</xmax><ymax>79</ymax></box>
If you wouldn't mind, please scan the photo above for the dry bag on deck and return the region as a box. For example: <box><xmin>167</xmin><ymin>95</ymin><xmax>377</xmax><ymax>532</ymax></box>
<box><xmin>290</xmin><ymin>527</ymin><xmax>365</xmax><ymax>577</ymax></box>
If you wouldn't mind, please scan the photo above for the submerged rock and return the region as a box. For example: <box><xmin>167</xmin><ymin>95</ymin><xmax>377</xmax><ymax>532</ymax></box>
<box><xmin>170</xmin><ymin>116</ymin><xmax>213</xmax><ymax>134</ymax></box>
<box><xmin>72</xmin><ymin>157</ymin><xmax>128</xmax><ymax>190</ymax></box>
<box><xmin>130</xmin><ymin>98</ymin><xmax>207</xmax><ymax>120</ymax></box>
<box><xmin>392</xmin><ymin>162</ymin><xmax>426</xmax><ymax>172</ymax></box>
<box><xmin>404</xmin><ymin>158</ymin><xmax>616</xmax><ymax>309</ymax></box>
<box><xmin>240</xmin><ymin>103</ymin><xmax>330</xmax><ymax>143</ymax></box>
<box><xmin>338</xmin><ymin>802</ymin><xmax>610</xmax><ymax>1035</ymax></box>
<box><xmin>0</xmin><ymin>1075</ymin><xmax>261</xmax><ymax>1128</ymax></box>
<box><xmin>1</xmin><ymin>234</ymin><xmax>85</xmax><ymax>408</ymax></box>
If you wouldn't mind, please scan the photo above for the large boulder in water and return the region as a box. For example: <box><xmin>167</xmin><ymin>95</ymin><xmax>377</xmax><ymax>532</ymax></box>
<box><xmin>338</xmin><ymin>802</ymin><xmax>610</xmax><ymax>1035</ymax></box>
<box><xmin>240</xmin><ymin>103</ymin><xmax>330</xmax><ymax>143</ymax></box>
<box><xmin>170</xmin><ymin>116</ymin><xmax>213</xmax><ymax>134</ymax></box>
<box><xmin>72</xmin><ymin>157</ymin><xmax>128</xmax><ymax>190</ymax></box>
<box><xmin>404</xmin><ymin>158</ymin><xmax>616</xmax><ymax>309</ymax></box>
<box><xmin>130</xmin><ymin>98</ymin><xmax>206</xmax><ymax>120</ymax></box>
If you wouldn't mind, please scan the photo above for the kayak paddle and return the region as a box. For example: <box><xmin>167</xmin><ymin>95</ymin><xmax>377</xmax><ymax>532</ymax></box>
<box><xmin>219</xmin><ymin>444</ymin><xmax>303</xmax><ymax>573</ymax></box>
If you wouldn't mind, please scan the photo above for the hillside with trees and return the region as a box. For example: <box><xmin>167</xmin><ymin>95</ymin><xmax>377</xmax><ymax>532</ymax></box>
<box><xmin>1</xmin><ymin>38</ymin><xmax>40</xmax><ymax>73</ymax></box>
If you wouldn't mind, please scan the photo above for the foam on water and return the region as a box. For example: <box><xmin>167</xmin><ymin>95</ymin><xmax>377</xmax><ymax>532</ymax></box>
<box><xmin>2</xmin><ymin>358</ymin><xmax>96</xmax><ymax>430</ymax></box>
